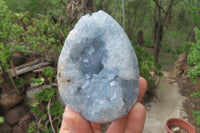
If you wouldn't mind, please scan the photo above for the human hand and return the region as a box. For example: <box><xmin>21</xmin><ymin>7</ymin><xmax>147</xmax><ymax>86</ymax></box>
<box><xmin>60</xmin><ymin>77</ymin><xmax>147</xmax><ymax>133</ymax></box>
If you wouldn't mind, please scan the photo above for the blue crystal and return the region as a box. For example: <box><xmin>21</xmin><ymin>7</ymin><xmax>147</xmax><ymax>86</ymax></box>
<box><xmin>57</xmin><ymin>10</ymin><xmax>139</xmax><ymax>123</ymax></box>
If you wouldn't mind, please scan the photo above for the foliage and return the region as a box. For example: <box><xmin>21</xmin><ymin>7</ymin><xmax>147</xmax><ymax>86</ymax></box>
<box><xmin>0</xmin><ymin>43</ymin><xmax>22</xmax><ymax>94</ymax></box>
<box><xmin>0</xmin><ymin>3</ymin><xmax>30</xmax><ymax>71</ymax></box>
<box><xmin>34</xmin><ymin>88</ymin><xmax>57</xmax><ymax>102</ymax></box>
<box><xmin>5</xmin><ymin>0</ymin><xmax>67</xmax><ymax>22</ymax></box>
<box><xmin>190</xmin><ymin>91</ymin><xmax>200</xmax><ymax>98</ymax></box>
<box><xmin>15</xmin><ymin>77</ymin><xmax>26</xmax><ymax>90</ymax></box>
<box><xmin>134</xmin><ymin>45</ymin><xmax>163</xmax><ymax>89</ymax></box>
<box><xmin>42</xmin><ymin>66</ymin><xmax>56</xmax><ymax>87</ymax></box>
<box><xmin>187</xmin><ymin>27</ymin><xmax>200</xmax><ymax>83</ymax></box>
<box><xmin>29</xmin><ymin>87</ymin><xmax>64</xmax><ymax>133</ymax></box>
<box><xmin>28</xmin><ymin>64</ymin><xmax>62</xmax><ymax>133</ymax></box>
<box><xmin>30</xmin><ymin>77</ymin><xmax>45</xmax><ymax>87</ymax></box>
<box><xmin>24</xmin><ymin>14</ymin><xmax>66</xmax><ymax>62</ymax></box>
<box><xmin>0</xmin><ymin>116</ymin><xmax>4</xmax><ymax>125</ymax></box>
<box><xmin>11</xmin><ymin>45</ymin><xmax>31</xmax><ymax>54</ymax></box>
<box><xmin>192</xmin><ymin>111</ymin><xmax>200</xmax><ymax>126</ymax></box>
<box><xmin>190</xmin><ymin>91</ymin><xmax>200</xmax><ymax>126</ymax></box>
<box><xmin>27</xmin><ymin>121</ymin><xmax>37</xmax><ymax>133</ymax></box>
<box><xmin>0</xmin><ymin>44</ymin><xmax>12</xmax><ymax>70</ymax></box>
<box><xmin>0</xmin><ymin>3</ymin><xmax>68</xmax><ymax>64</ymax></box>
<box><xmin>42</xmin><ymin>66</ymin><xmax>56</xmax><ymax>78</ymax></box>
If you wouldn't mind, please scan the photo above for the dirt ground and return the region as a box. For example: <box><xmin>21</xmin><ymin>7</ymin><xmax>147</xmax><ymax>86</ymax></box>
<box><xmin>178</xmin><ymin>76</ymin><xmax>200</xmax><ymax>133</ymax></box>
<box><xmin>143</xmin><ymin>71</ymin><xmax>187</xmax><ymax>133</ymax></box>
<box><xmin>143</xmin><ymin>48</ymin><xmax>200</xmax><ymax>133</ymax></box>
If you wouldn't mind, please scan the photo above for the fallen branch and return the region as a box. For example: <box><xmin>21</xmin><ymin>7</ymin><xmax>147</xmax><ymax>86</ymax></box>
<box><xmin>15</xmin><ymin>58</ymin><xmax>41</xmax><ymax>70</ymax></box>
<box><xmin>48</xmin><ymin>99</ymin><xmax>56</xmax><ymax>133</ymax></box>
<box><xmin>10</xmin><ymin>62</ymin><xmax>50</xmax><ymax>77</ymax></box>
<box><xmin>37</xmin><ymin>116</ymin><xmax>43</xmax><ymax>133</ymax></box>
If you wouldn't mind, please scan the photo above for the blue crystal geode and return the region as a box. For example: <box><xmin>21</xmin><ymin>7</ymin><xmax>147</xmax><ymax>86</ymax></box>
<box><xmin>57</xmin><ymin>10</ymin><xmax>139</xmax><ymax>123</ymax></box>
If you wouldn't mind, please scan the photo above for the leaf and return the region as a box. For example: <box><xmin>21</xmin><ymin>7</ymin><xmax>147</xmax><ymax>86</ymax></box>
<box><xmin>50</xmin><ymin>101</ymin><xmax>64</xmax><ymax>116</ymax></box>
<box><xmin>190</xmin><ymin>91</ymin><xmax>200</xmax><ymax>98</ymax></box>
<box><xmin>0</xmin><ymin>116</ymin><xmax>4</xmax><ymax>125</ymax></box>
<box><xmin>34</xmin><ymin>88</ymin><xmax>57</xmax><ymax>102</ymax></box>
<box><xmin>27</xmin><ymin>121</ymin><xmax>37</xmax><ymax>133</ymax></box>
<box><xmin>30</xmin><ymin>77</ymin><xmax>45</xmax><ymax>87</ymax></box>
<box><xmin>42</xmin><ymin>66</ymin><xmax>56</xmax><ymax>78</ymax></box>
<box><xmin>15</xmin><ymin>77</ymin><xmax>26</xmax><ymax>88</ymax></box>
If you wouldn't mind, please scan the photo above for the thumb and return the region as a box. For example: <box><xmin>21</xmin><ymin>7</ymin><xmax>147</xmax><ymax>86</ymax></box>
<box><xmin>60</xmin><ymin>107</ymin><xmax>94</xmax><ymax>133</ymax></box>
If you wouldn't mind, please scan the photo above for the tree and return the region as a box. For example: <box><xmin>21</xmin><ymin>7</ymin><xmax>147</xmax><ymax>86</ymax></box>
<box><xmin>152</xmin><ymin>0</ymin><xmax>175</xmax><ymax>63</ymax></box>
<box><xmin>182</xmin><ymin>0</ymin><xmax>200</xmax><ymax>41</ymax></box>
<box><xmin>66</xmin><ymin>0</ymin><xmax>94</xmax><ymax>29</ymax></box>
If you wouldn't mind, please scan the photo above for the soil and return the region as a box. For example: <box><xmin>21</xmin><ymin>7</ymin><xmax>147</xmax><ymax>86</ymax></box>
<box><xmin>169</xmin><ymin>126</ymin><xmax>189</xmax><ymax>133</ymax></box>
<box><xmin>177</xmin><ymin>76</ymin><xmax>200</xmax><ymax>133</ymax></box>
<box><xmin>143</xmin><ymin>48</ymin><xmax>200</xmax><ymax>133</ymax></box>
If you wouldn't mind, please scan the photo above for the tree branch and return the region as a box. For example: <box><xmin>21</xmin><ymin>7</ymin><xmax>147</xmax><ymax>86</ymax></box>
<box><xmin>60</xmin><ymin>0</ymin><xmax>66</xmax><ymax>6</ymax></box>
<box><xmin>153</xmin><ymin>0</ymin><xmax>167</xmax><ymax>14</ymax></box>
<box><xmin>162</xmin><ymin>0</ymin><xmax>174</xmax><ymax>25</ymax></box>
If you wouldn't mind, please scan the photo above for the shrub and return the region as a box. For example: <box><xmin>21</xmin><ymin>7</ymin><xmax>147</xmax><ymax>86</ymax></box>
<box><xmin>0</xmin><ymin>3</ymin><xmax>69</xmax><ymax>65</ymax></box>
<box><xmin>134</xmin><ymin>45</ymin><xmax>163</xmax><ymax>89</ymax></box>
<box><xmin>187</xmin><ymin>27</ymin><xmax>200</xmax><ymax>83</ymax></box>
<box><xmin>29</xmin><ymin>87</ymin><xmax>64</xmax><ymax>133</ymax></box>
<box><xmin>192</xmin><ymin>111</ymin><xmax>200</xmax><ymax>126</ymax></box>
<box><xmin>187</xmin><ymin>27</ymin><xmax>200</xmax><ymax>126</ymax></box>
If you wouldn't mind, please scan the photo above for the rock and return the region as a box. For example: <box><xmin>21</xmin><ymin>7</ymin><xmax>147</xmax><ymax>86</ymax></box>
<box><xmin>12</xmin><ymin>125</ymin><xmax>24</xmax><ymax>133</ymax></box>
<box><xmin>58</xmin><ymin>10</ymin><xmax>139</xmax><ymax>123</ymax></box>
<box><xmin>5</xmin><ymin>105</ymin><xmax>26</xmax><ymax>125</ymax></box>
<box><xmin>0</xmin><ymin>123</ymin><xmax>12</xmax><ymax>133</ymax></box>
<box><xmin>18</xmin><ymin>114</ymin><xmax>31</xmax><ymax>128</ymax></box>
<box><xmin>26</xmin><ymin>85</ymin><xmax>49</xmax><ymax>99</ymax></box>
<box><xmin>0</xmin><ymin>92</ymin><xmax>23</xmax><ymax>110</ymax></box>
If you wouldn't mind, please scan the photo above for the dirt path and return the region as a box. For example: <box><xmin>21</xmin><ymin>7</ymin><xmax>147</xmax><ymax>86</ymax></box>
<box><xmin>143</xmin><ymin>71</ymin><xmax>187</xmax><ymax>133</ymax></box>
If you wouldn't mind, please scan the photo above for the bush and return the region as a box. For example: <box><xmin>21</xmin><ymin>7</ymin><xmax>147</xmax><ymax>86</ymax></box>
<box><xmin>0</xmin><ymin>3</ymin><xmax>69</xmax><ymax>64</ymax></box>
<box><xmin>134</xmin><ymin>45</ymin><xmax>162</xmax><ymax>89</ymax></box>
<box><xmin>187</xmin><ymin>27</ymin><xmax>200</xmax><ymax>83</ymax></box>
<box><xmin>187</xmin><ymin>27</ymin><xmax>200</xmax><ymax>126</ymax></box>
<box><xmin>192</xmin><ymin>111</ymin><xmax>200</xmax><ymax>126</ymax></box>
<box><xmin>29</xmin><ymin>87</ymin><xmax>64</xmax><ymax>133</ymax></box>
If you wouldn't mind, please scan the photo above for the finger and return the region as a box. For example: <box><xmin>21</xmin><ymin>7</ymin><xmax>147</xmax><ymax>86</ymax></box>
<box><xmin>60</xmin><ymin>107</ymin><xmax>94</xmax><ymax>133</ymax></box>
<box><xmin>106</xmin><ymin>77</ymin><xmax>147</xmax><ymax>133</ymax></box>
<box><xmin>137</xmin><ymin>77</ymin><xmax>147</xmax><ymax>102</ymax></box>
<box><xmin>105</xmin><ymin>115</ymin><xmax>128</xmax><ymax>133</ymax></box>
<box><xmin>124</xmin><ymin>103</ymin><xmax>146</xmax><ymax>133</ymax></box>
<box><xmin>91</xmin><ymin>122</ymin><xmax>101</xmax><ymax>133</ymax></box>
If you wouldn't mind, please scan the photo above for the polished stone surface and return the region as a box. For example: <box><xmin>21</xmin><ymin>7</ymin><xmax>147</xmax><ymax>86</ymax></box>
<box><xmin>57</xmin><ymin>10</ymin><xmax>139</xmax><ymax>123</ymax></box>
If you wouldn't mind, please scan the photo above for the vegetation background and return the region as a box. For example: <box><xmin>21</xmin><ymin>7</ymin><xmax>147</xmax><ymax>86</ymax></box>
<box><xmin>0</xmin><ymin>0</ymin><xmax>200</xmax><ymax>133</ymax></box>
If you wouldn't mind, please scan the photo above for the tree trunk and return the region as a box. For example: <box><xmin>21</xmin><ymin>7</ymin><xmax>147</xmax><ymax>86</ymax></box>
<box><xmin>152</xmin><ymin>0</ymin><xmax>174</xmax><ymax>63</ymax></box>
<box><xmin>67</xmin><ymin>0</ymin><xmax>94</xmax><ymax>29</ymax></box>
<box><xmin>154</xmin><ymin>21</ymin><xmax>163</xmax><ymax>63</ymax></box>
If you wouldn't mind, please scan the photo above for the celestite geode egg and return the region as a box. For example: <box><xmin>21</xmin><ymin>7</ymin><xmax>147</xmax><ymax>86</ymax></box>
<box><xmin>57</xmin><ymin>10</ymin><xmax>139</xmax><ymax>123</ymax></box>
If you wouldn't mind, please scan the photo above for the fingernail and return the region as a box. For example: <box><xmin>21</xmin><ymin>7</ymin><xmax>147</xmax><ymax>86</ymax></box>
<box><xmin>63</xmin><ymin>113</ymin><xmax>77</xmax><ymax>131</ymax></box>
